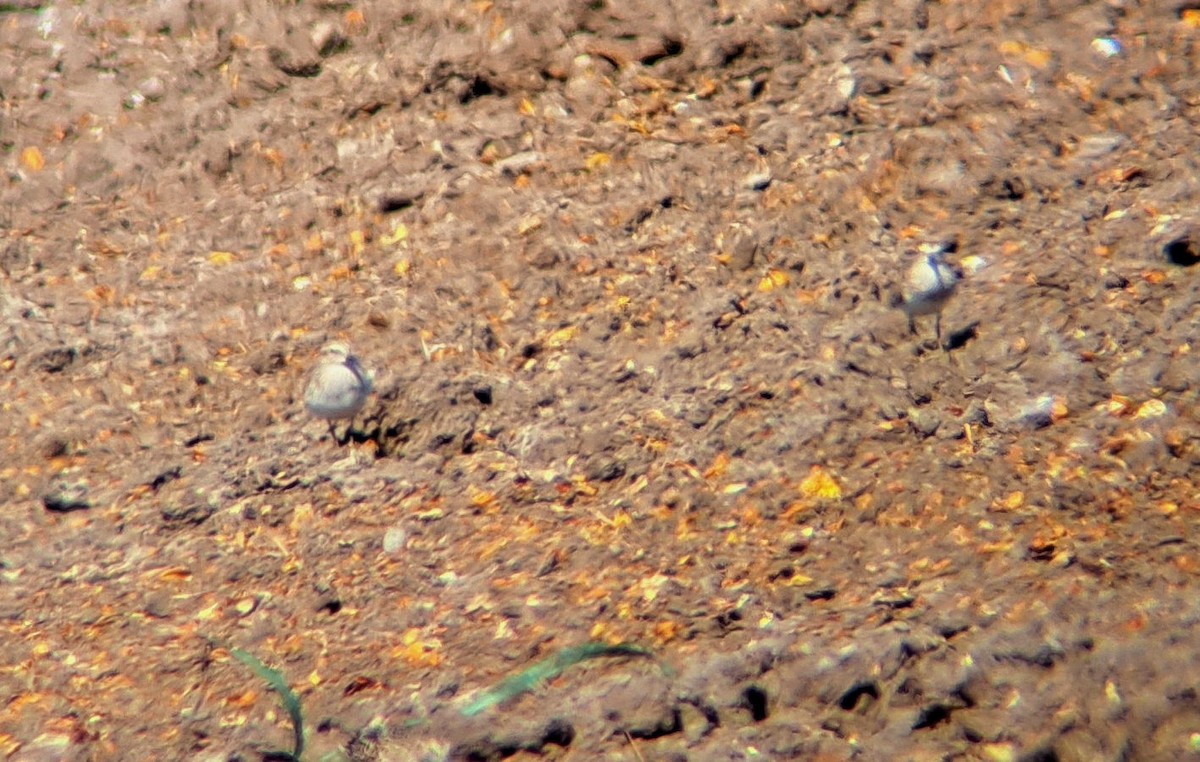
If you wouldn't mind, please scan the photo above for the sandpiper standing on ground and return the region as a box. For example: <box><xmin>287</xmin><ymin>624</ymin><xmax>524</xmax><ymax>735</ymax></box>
<box><xmin>894</xmin><ymin>241</ymin><xmax>962</xmax><ymax>346</ymax></box>
<box><xmin>303</xmin><ymin>341</ymin><xmax>374</xmax><ymax>444</ymax></box>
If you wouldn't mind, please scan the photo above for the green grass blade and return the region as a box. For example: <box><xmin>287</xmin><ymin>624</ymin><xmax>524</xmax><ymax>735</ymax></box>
<box><xmin>460</xmin><ymin>642</ymin><xmax>655</xmax><ymax>717</ymax></box>
<box><xmin>230</xmin><ymin>647</ymin><xmax>306</xmax><ymax>761</ymax></box>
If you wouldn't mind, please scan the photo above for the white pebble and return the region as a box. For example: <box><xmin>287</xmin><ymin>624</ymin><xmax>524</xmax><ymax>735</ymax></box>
<box><xmin>383</xmin><ymin>525</ymin><xmax>407</xmax><ymax>554</ymax></box>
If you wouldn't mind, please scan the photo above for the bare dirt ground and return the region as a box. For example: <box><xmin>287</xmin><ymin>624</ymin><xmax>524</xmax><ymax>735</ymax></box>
<box><xmin>3</xmin><ymin>0</ymin><xmax>1200</xmax><ymax>760</ymax></box>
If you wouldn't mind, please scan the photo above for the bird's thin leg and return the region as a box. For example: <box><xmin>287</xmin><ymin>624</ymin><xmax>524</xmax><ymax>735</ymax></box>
<box><xmin>939</xmin><ymin>315</ymin><xmax>955</xmax><ymax>358</ymax></box>
<box><xmin>908</xmin><ymin>315</ymin><xmax>917</xmax><ymax>335</ymax></box>
<box><xmin>934</xmin><ymin>314</ymin><xmax>943</xmax><ymax>344</ymax></box>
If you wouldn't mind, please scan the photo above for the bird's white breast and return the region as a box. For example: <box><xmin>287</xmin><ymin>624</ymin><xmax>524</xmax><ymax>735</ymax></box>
<box><xmin>304</xmin><ymin>360</ymin><xmax>370</xmax><ymax>419</ymax></box>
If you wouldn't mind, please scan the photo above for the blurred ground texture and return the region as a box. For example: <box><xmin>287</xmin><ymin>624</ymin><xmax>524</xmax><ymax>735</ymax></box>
<box><xmin>2</xmin><ymin>0</ymin><xmax>1200</xmax><ymax>760</ymax></box>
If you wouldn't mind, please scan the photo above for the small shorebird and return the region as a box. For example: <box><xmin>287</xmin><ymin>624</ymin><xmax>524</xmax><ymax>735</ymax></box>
<box><xmin>303</xmin><ymin>342</ymin><xmax>373</xmax><ymax>444</ymax></box>
<box><xmin>892</xmin><ymin>242</ymin><xmax>962</xmax><ymax>346</ymax></box>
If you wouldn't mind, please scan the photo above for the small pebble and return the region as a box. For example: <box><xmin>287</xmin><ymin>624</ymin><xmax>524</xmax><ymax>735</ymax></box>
<box><xmin>742</xmin><ymin>168</ymin><xmax>772</xmax><ymax>191</ymax></box>
<box><xmin>1091</xmin><ymin>37</ymin><xmax>1121</xmax><ymax>58</ymax></box>
<box><xmin>42</xmin><ymin>475</ymin><xmax>92</xmax><ymax>512</ymax></box>
<box><xmin>139</xmin><ymin>76</ymin><xmax>166</xmax><ymax>101</ymax></box>
<box><xmin>383</xmin><ymin>525</ymin><xmax>407</xmax><ymax>555</ymax></box>
<box><xmin>908</xmin><ymin>407</ymin><xmax>941</xmax><ymax>438</ymax></box>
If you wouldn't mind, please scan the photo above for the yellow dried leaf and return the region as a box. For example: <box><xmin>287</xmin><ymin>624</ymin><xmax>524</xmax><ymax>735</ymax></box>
<box><xmin>998</xmin><ymin>40</ymin><xmax>1024</xmax><ymax>56</ymax></box>
<box><xmin>0</xmin><ymin>731</ymin><xmax>22</xmax><ymax>756</ymax></box>
<box><xmin>960</xmin><ymin>255</ymin><xmax>987</xmax><ymax>274</ymax></box>
<box><xmin>1183</xmin><ymin>9</ymin><xmax>1200</xmax><ymax>28</ymax></box>
<box><xmin>653</xmin><ymin>620</ymin><xmax>682</xmax><ymax>643</ymax></box>
<box><xmin>566</xmin><ymin>480</ymin><xmax>595</xmax><ymax>496</ymax></box>
<box><xmin>995</xmin><ymin>491</ymin><xmax>1024</xmax><ymax>511</ymax></box>
<box><xmin>225</xmin><ymin>690</ymin><xmax>259</xmax><ymax>708</ymax></box>
<box><xmin>233</xmin><ymin>597</ymin><xmax>256</xmax><ymax>616</ymax></box>
<box><xmin>695</xmin><ymin>76</ymin><xmax>718</xmax><ymax>98</ymax></box>
<box><xmin>584</xmin><ymin>152</ymin><xmax>611</xmax><ymax>171</ymax></box>
<box><xmin>545</xmin><ymin>325</ymin><xmax>578</xmax><ymax>347</ymax></box>
<box><xmin>159</xmin><ymin>567</ymin><xmax>192</xmax><ymax>582</ymax></box>
<box><xmin>757</xmin><ymin>269</ymin><xmax>790</xmax><ymax>292</ymax></box>
<box><xmin>471</xmin><ymin>490</ymin><xmax>498</xmax><ymax>510</ymax></box>
<box><xmin>517</xmin><ymin>215</ymin><xmax>543</xmax><ymax>235</ymax></box>
<box><xmin>1101</xmin><ymin>395</ymin><xmax>1132</xmax><ymax>416</ymax></box>
<box><xmin>981</xmin><ymin>743</ymin><xmax>1017</xmax><ymax>762</ymax></box>
<box><xmin>381</xmin><ymin>223</ymin><xmax>408</xmax><ymax>246</ymax></box>
<box><xmin>703</xmin><ymin>452</ymin><xmax>730</xmax><ymax>480</ymax></box>
<box><xmin>519</xmin><ymin>97</ymin><xmax>535</xmax><ymax>116</ymax></box>
<box><xmin>208</xmin><ymin>251</ymin><xmax>235</xmax><ymax>266</ymax></box>
<box><xmin>1000</xmin><ymin>240</ymin><xmax>1023</xmax><ymax>256</ymax></box>
<box><xmin>393</xmin><ymin>629</ymin><xmax>441</xmax><ymax>667</ymax></box>
<box><xmin>344</xmin><ymin>9</ymin><xmax>366</xmax><ymax>32</ymax></box>
<box><xmin>1050</xmin><ymin>398</ymin><xmax>1069</xmax><ymax>422</ymax></box>
<box><xmin>978</xmin><ymin>540</ymin><xmax>1014</xmax><ymax>554</ymax></box>
<box><xmin>349</xmin><ymin>230</ymin><xmax>366</xmax><ymax>255</ymax></box>
<box><xmin>21</xmin><ymin>146</ymin><xmax>44</xmax><ymax>172</ymax></box>
<box><xmin>260</xmin><ymin>147</ymin><xmax>284</xmax><ymax>167</ymax></box>
<box><xmin>1105</xmin><ymin>680</ymin><xmax>1121</xmax><ymax>704</ymax></box>
<box><xmin>1024</xmin><ymin>48</ymin><xmax>1052</xmax><ymax>69</ymax></box>
<box><xmin>1134</xmin><ymin>399</ymin><xmax>1167</xmax><ymax>419</ymax></box>
<box><xmin>86</xmin><ymin>285</ymin><xmax>116</xmax><ymax>303</ymax></box>
<box><xmin>799</xmin><ymin>465</ymin><xmax>842</xmax><ymax>501</ymax></box>
<box><xmin>612</xmin><ymin>114</ymin><xmax>650</xmax><ymax>136</ymax></box>
<box><xmin>637</xmin><ymin>574</ymin><xmax>669</xmax><ymax>602</ymax></box>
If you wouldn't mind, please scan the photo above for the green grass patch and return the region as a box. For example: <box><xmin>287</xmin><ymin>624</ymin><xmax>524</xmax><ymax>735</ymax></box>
<box><xmin>229</xmin><ymin>647</ymin><xmax>306</xmax><ymax>761</ymax></box>
<box><xmin>460</xmin><ymin>642</ymin><xmax>656</xmax><ymax>717</ymax></box>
